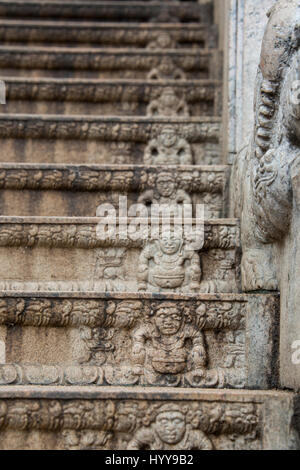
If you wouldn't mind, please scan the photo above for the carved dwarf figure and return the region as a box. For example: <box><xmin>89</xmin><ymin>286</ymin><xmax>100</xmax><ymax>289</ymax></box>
<box><xmin>147</xmin><ymin>88</ymin><xmax>189</xmax><ymax>117</ymax></box>
<box><xmin>144</xmin><ymin>125</ymin><xmax>193</xmax><ymax>165</ymax></box>
<box><xmin>131</xmin><ymin>302</ymin><xmax>206</xmax><ymax>376</ymax></box>
<box><xmin>138</xmin><ymin>232</ymin><xmax>201</xmax><ymax>293</ymax></box>
<box><xmin>127</xmin><ymin>403</ymin><xmax>213</xmax><ymax>450</ymax></box>
<box><xmin>138</xmin><ymin>172</ymin><xmax>191</xmax><ymax>216</ymax></box>
<box><xmin>148</xmin><ymin>57</ymin><xmax>186</xmax><ymax>80</ymax></box>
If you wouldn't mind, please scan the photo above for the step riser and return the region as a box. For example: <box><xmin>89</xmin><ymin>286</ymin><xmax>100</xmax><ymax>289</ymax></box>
<box><xmin>0</xmin><ymin>388</ymin><xmax>296</xmax><ymax>450</ymax></box>
<box><xmin>0</xmin><ymin>24</ymin><xmax>217</xmax><ymax>49</ymax></box>
<box><xmin>0</xmin><ymin>166</ymin><xmax>227</xmax><ymax>218</ymax></box>
<box><xmin>2</xmin><ymin>82</ymin><xmax>222</xmax><ymax>117</ymax></box>
<box><xmin>0</xmin><ymin>219</ymin><xmax>240</xmax><ymax>294</ymax></box>
<box><xmin>0</xmin><ymin>118</ymin><xmax>221</xmax><ymax>165</ymax></box>
<box><xmin>0</xmin><ymin>50</ymin><xmax>221</xmax><ymax>80</ymax></box>
<box><xmin>0</xmin><ymin>293</ymin><xmax>278</xmax><ymax>390</ymax></box>
<box><xmin>0</xmin><ymin>2</ymin><xmax>212</xmax><ymax>23</ymax></box>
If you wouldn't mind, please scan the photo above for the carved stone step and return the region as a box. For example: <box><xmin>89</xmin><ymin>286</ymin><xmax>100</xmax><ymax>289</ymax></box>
<box><xmin>0</xmin><ymin>387</ymin><xmax>297</xmax><ymax>449</ymax></box>
<box><xmin>0</xmin><ymin>1</ymin><xmax>212</xmax><ymax>23</ymax></box>
<box><xmin>0</xmin><ymin>115</ymin><xmax>221</xmax><ymax>165</ymax></box>
<box><xmin>0</xmin><ymin>217</ymin><xmax>240</xmax><ymax>293</ymax></box>
<box><xmin>0</xmin><ymin>164</ymin><xmax>229</xmax><ymax>218</ymax></box>
<box><xmin>0</xmin><ymin>21</ymin><xmax>218</xmax><ymax>49</ymax></box>
<box><xmin>2</xmin><ymin>78</ymin><xmax>222</xmax><ymax>117</ymax></box>
<box><xmin>0</xmin><ymin>292</ymin><xmax>278</xmax><ymax>390</ymax></box>
<box><xmin>0</xmin><ymin>46</ymin><xmax>221</xmax><ymax>79</ymax></box>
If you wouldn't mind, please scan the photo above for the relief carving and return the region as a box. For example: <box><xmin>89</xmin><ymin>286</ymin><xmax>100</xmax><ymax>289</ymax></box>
<box><xmin>147</xmin><ymin>88</ymin><xmax>189</xmax><ymax>117</ymax></box>
<box><xmin>138</xmin><ymin>172</ymin><xmax>191</xmax><ymax>216</ymax></box>
<box><xmin>147</xmin><ymin>57</ymin><xmax>186</xmax><ymax>80</ymax></box>
<box><xmin>0</xmin><ymin>398</ymin><xmax>263</xmax><ymax>450</ymax></box>
<box><xmin>131</xmin><ymin>302</ymin><xmax>206</xmax><ymax>377</ymax></box>
<box><xmin>138</xmin><ymin>233</ymin><xmax>201</xmax><ymax>293</ymax></box>
<box><xmin>234</xmin><ymin>0</ymin><xmax>300</xmax><ymax>387</ymax></box>
<box><xmin>144</xmin><ymin>126</ymin><xmax>193</xmax><ymax>165</ymax></box>
<box><xmin>127</xmin><ymin>403</ymin><xmax>213</xmax><ymax>450</ymax></box>
<box><xmin>147</xmin><ymin>32</ymin><xmax>176</xmax><ymax>50</ymax></box>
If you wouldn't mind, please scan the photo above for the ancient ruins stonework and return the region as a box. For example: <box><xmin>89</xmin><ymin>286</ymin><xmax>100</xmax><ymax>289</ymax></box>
<box><xmin>0</xmin><ymin>0</ymin><xmax>298</xmax><ymax>450</ymax></box>
<box><xmin>234</xmin><ymin>0</ymin><xmax>300</xmax><ymax>391</ymax></box>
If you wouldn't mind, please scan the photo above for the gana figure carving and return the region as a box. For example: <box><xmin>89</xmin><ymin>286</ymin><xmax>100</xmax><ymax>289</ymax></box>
<box><xmin>131</xmin><ymin>302</ymin><xmax>207</xmax><ymax>375</ymax></box>
<box><xmin>234</xmin><ymin>0</ymin><xmax>300</xmax><ymax>388</ymax></box>
<box><xmin>127</xmin><ymin>403</ymin><xmax>213</xmax><ymax>450</ymax></box>
<box><xmin>144</xmin><ymin>126</ymin><xmax>193</xmax><ymax>165</ymax></box>
<box><xmin>138</xmin><ymin>232</ymin><xmax>201</xmax><ymax>293</ymax></box>
<box><xmin>138</xmin><ymin>172</ymin><xmax>191</xmax><ymax>216</ymax></box>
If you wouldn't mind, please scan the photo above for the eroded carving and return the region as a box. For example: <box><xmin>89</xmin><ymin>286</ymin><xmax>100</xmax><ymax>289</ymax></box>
<box><xmin>138</xmin><ymin>172</ymin><xmax>191</xmax><ymax>215</ymax></box>
<box><xmin>138</xmin><ymin>233</ymin><xmax>201</xmax><ymax>293</ymax></box>
<box><xmin>144</xmin><ymin>126</ymin><xmax>193</xmax><ymax>165</ymax></box>
<box><xmin>127</xmin><ymin>403</ymin><xmax>213</xmax><ymax>450</ymax></box>
<box><xmin>148</xmin><ymin>57</ymin><xmax>186</xmax><ymax>80</ymax></box>
<box><xmin>147</xmin><ymin>88</ymin><xmax>189</xmax><ymax>117</ymax></box>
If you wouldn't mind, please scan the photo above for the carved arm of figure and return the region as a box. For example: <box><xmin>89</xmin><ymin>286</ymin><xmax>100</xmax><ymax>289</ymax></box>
<box><xmin>185</xmin><ymin>251</ymin><xmax>202</xmax><ymax>291</ymax></box>
<box><xmin>131</xmin><ymin>326</ymin><xmax>147</xmax><ymax>366</ymax></box>
<box><xmin>177</xmin><ymin>138</ymin><xmax>193</xmax><ymax>165</ymax></box>
<box><xmin>190</xmin><ymin>329</ymin><xmax>207</xmax><ymax>370</ymax></box>
<box><xmin>127</xmin><ymin>428</ymin><xmax>155</xmax><ymax>450</ymax></box>
<box><xmin>137</xmin><ymin>190</ymin><xmax>154</xmax><ymax>207</ymax></box>
<box><xmin>137</xmin><ymin>245</ymin><xmax>152</xmax><ymax>291</ymax></box>
<box><xmin>144</xmin><ymin>140</ymin><xmax>158</xmax><ymax>165</ymax></box>
<box><xmin>192</xmin><ymin>430</ymin><xmax>214</xmax><ymax>450</ymax></box>
<box><xmin>175</xmin><ymin>189</ymin><xmax>192</xmax><ymax>206</ymax></box>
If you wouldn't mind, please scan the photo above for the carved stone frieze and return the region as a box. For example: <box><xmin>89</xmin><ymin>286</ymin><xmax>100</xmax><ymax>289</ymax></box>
<box><xmin>0</xmin><ymin>388</ymin><xmax>296</xmax><ymax>450</ymax></box>
<box><xmin>3</xmin><ymin>79</ymin><xmax>220</xmax><ymax>116</ymax></box>
<box><xmin>0</xmin><ymin>2</ymin><xmax>210</xmax><ymax>23</ymax></box>
<box><xmin>0</xmin><ymin>24</ymin><xmax>215</xmax><ymax>49</ymax></box>
<box><xmin>0</xmin><ymin>293</ymin><xmax>279</xmax><ymax>389</ymax></box>
<box><xmin>0</xmin><ymin>218</ymin><xmax>239</xmax><ymax>293</ymax></box>
<box><xmin>0</xmin><ymin>48</ymin><xmax>212</xmax><ymax>78</ymax></box>
<box><xmin>0</xmin><ymin>164</ymin><xmax>226</xmax><ymax>192</ymax></box>
<box><xmin>0</xmin><ymin>115</ymin><xmax>220</xmax><ymax>142</ymax></box>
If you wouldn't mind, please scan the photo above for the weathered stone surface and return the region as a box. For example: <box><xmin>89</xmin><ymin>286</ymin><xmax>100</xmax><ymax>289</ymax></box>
<box><xmin>0</xmin><ymin>387</ymin><xmax>297</xmax><ymax>450</ymax></box>
<box><xmin>0</xmin><ymin>116</ymin><xmax>221</xmax><ymax>165</ymax></box>
<box><xmin>0</xmin><ymin>47</ymin><xmax>220</xmax><ymax>79</ymax></box>
<box><xmin>0</xmin><ymin>292</ymin><xmax>279</xmax><ymax>390</ymax></box>
<box><xmin>233</xmin><ymin>0</ymin><xmax>300</xmax><ymax>389</ymax></box>
<box><xmin>0</xmin><ymin>217</ymin><xmax>240</xmax><ymax>294</ymax></box>
<box><xmin>2</xmin><ymin>78</ymin><xmax>222</xmax><ymax>116</ymax></box>
<box><xmin>0</xmin><ymin>1</ymin><xmax>212</xmax><ymax>23</ymax></box>
<box><xmin>0</xmin><ymin>21</ymin><xmax>217</xmax><ymax>49</ymax></box>
<box><xmin>0</xmin><ymin>164</ymin><xmax>228</xmax><ymax>218</ymax></box>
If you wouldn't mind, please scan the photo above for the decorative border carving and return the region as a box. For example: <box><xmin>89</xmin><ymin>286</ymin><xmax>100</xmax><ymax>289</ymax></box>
<box><xmin>0</xmin><ymin>165</ymin><xmax>226</xmax><ymax>192</ymax></box>
<box><xmin>0</xmin><ymin>116</ymin><xmax>220</xmax><ymax>141</ymax></box>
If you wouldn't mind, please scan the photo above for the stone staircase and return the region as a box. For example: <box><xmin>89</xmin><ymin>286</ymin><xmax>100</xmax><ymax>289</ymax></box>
<box><xmin>0</xmin><ymin>0</ymin><xmax>297</xmax><ymax>450</ymax></box>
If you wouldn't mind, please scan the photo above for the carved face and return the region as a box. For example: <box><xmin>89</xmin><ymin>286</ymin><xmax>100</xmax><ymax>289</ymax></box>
<box><xmin>156</xmin><ymin>177</ymin><xmax>176</xmax><ymax>197</ymax></box>
<box><xmin>155</xmin><ymin>306</ymin><xmax>182</xmax><ymax>335</ymax></box>
<box><xmin>161</xmin><ymin>89</ymin><xmax>177</xmax><ymax>107</ymax></box>
<box><xmin>159</xmin><ymin>128</ymin><xmax>177</xmax><ymax>148</ymax></box>
<box><xmin>159</xmin><ymin>235</ymin><xmax>181</xmax><ymax>254</ymax></box>
<box><xmin>154</xmin><ymin>411</ymin><xmax>186</xmax><ymax>444</ymax></box>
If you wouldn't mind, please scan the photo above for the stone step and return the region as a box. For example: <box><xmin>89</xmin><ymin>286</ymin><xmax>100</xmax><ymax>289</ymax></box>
<box><xmin>0</xmin><ymin>1</ymin><xmax>212</xmax><ymax>23</ymax></box>
<box><xmin>2</xmin><ymin>78</ymin><xmax>222</xmax><ymax>117</ymax></box>
<box><xmin>0</xmin><ymin>387</ymin><xmax>297</xmax><ymax>450</ymax></box>
<box><xmin>0</xmin><ymin>292</ymin><xmax>278</xmax><ymax>390</ymax></box>
<box><xmin>0</xmin><ymin>164</ymin><xmax>229</xmax><ymax>218</ymax></box>
<box><xmin>0</xmin><ymin>21</ymin><xmax>217</xmax><ymax>49</ymax></box>
<box><xmin>0</xmin><ymin>115</ymin><xmax>221</xmax><ymax>165</ymax></box>
<box><xmin>0</xmin><ymin>216</ymin><xmax>240</xmax><ymax>293</ymax></box>
<box><xmin>0</xmin><ymin>46</ymin><xmax>221</xmax><ymax>79</ymax></box>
